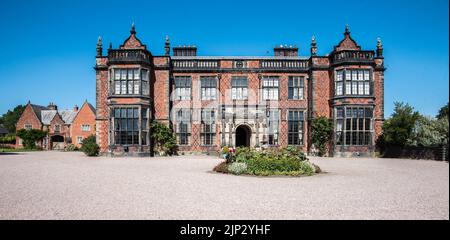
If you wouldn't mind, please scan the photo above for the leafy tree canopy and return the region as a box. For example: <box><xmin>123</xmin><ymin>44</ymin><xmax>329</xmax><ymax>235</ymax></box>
<box><xmin>436</xmin><ymin>102</ymin><xmax>449</xmax><ymax>120</ymax></box>
<box><xmin>381</xmin><ymin>102</ymin><xmax>420</xmax><ymax>147</ymax></box>
<box><xmin>409</xmin><ymin>115</ymin><xmax>449</xmax><ymax>147</ymax></box>
<box><xmin>0</xmin><ymin>105</ymin><xmax>25</xmax><ymax>133</ymax></box>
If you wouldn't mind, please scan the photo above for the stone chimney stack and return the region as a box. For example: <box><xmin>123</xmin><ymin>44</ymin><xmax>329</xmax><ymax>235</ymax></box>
<box><xmin>48</xmin><ymin>102</ymin><xmax>57</xmax><ymax>110</ymax></box>
<box><xmin>73</xmin><ymin>105</ymin><xmax>79</xmax><ymax>112</ymax></box>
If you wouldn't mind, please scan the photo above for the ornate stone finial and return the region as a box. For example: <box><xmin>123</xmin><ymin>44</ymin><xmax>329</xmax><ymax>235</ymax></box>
<box><xmin>164</xmin><ymin>35</ymin><xmax>170</xmax><ymax>56</ymax></box>
<box><xmin>108</xmin><ymin>42</ymin><xmax>112</xmax><ymax>50</ymax></box>
<box><xmin>311</xmin><ymin>35</ymin><xmax>317</xmax><ymax>56</ymax></box>
<box><xmin>96</xmin><ymin>36</ymin><xmax>103</xmax><ymax>57</ymax></box>
<box><xmin>345</xmin><ymin>24</ymin><xmax>350</xmax><ymax>35</ymax></box>
<box><xmin>97</xmin><ymin>36</ymin><xmax>102</xmax><ymax>46</ymax></box>
<box><xmin>376</xmin><ymin>37</ymin><xmax>384</xmax><ymax>57</ymax></box>
<box><xmin>130</xmin><ymin>21</ymin><xmax>136</xmax><ymax>34</ymax></box>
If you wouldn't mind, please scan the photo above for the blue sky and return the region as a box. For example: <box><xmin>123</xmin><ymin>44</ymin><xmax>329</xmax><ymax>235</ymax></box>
<box><xmin>0</xmin><ymin>0</ymin><xmax>448</xmax><ymax>117</ymax></box>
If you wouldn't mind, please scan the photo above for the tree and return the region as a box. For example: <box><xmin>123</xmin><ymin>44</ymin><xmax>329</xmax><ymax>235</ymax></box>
<box><xmin>409</xmin><ymin>116</ymin><xmax>449</xmax><ymax>147</ymax></box>
<box><xmin>151</xmin><ymin>121</ymin><xmax>176</xmax><ymax>156</ymax></box>
<box><xmin>381</xmin><ymin>102</ymin><xmax>420</xmax><ymax>147</ymax></box>
<box><xmin>0</xmin><ymin>105</ymin><xmax>26</xmax><ymax>133</ymax></box>
<box><xmin>80</xmin><ymin>135</ymin><xmax>99</xmax><ymax>156</ymax></box>
<box><xmin>311</xmin><ymin>116</ymin><xmax>333</xmax><ymax>157</ymax></box>
<box><xmin>16</xmin><ymin>129</ymin><xmax>47</xmax><ymax>149</ymax></box>
<box><xmin>436</xmin><ymin>102</ymin><xmax>449</xmax><ymax>120</ymax></box>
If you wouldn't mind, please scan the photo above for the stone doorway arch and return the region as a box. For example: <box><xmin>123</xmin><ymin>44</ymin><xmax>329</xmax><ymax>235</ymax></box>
<box><xmin>235</xmin><ymin>125</ymin><xmax>251</xmax><ymax>147</ymax></box>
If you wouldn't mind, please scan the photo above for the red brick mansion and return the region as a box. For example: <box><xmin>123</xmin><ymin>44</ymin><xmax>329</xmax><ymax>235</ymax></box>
<box><xmin>95</xmin><ymin>24</ymin><xmax>385</xmax><ymax>157</ymax></box>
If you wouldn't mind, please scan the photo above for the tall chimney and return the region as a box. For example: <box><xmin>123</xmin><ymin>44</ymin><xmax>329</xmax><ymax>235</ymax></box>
<box><xmin>73</xmin><ymin>105</ymin><xmax>79</xmax><ymax>112</ymax></box>
<box><xmin>48</xmin><ymin>102</ymin><xmax>57</xmax><ymax>110</ymax></box>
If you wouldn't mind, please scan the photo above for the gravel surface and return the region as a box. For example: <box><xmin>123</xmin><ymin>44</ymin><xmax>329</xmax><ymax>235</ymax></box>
<box><xmin>0</xmin><ymin>151</ymin><xmax>448</xmax><ymax>220</ymax></box>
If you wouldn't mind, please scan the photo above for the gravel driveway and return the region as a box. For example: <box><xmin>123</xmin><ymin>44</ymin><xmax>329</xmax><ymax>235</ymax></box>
<box><xmin>0</xmin><ymin>151</ymin><xmax>448</xmax><ymax>220</ymax></box>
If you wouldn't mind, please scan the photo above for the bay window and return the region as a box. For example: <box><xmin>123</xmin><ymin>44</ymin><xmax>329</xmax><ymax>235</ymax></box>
<box><xmin>335</xmin><ymin>106</ymin><xmax>373</xmax><ymax>146</ymax></box>
<box><xmin>336</xmin><ymin>69</ymin><xmax>372</xmax><ymax>96</ymax></box>
<box><xmin>112</xmin><ymin>68</ymin><xmax>148</xmax><ymax>95</ymax></box>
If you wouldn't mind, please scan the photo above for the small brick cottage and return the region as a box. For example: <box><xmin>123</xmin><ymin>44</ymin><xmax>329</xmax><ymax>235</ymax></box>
<box><xmin>95</xmin><ymin>24</ymin><xmax>385</xmax><ymax>157</ymax></box>
<box><xmin>16</xmin><ymin>101</ymin><xmax>96</xmax><ymax>150</ymax></box>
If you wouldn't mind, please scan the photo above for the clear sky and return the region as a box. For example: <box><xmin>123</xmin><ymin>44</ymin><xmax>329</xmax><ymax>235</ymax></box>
<box><xmin>0</xmin><ymin>0</ymin><xmax>448</xmax><ymax>117</ymax></box>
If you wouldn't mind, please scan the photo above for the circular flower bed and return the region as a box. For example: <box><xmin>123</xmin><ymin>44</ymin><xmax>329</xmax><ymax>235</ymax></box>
<box><xmin>213</xmin><ymin>146</ymin><xmax>321</xmax><ymax>177</ymax></box>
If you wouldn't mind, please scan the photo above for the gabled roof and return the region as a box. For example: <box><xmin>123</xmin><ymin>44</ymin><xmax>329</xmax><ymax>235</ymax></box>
<box><xmin>120</xmin><ymin>23</ymin><xmax>147</xmax><ymax>50</ymax></box>
<box><xmin>59</xmin><ymin>110</ymin><xmax>77</xmax><ymax>124</ymax></box>
<box><xmin>30</xmin><ymin>104</ymin><xmax>49</xmax><ymax>121</ymax></box>
<box><xmin>41</xmin><ymin>109</ymin><xmax>77</xmax><ymax>125</ymax></box>
<box><xmin>86</xmin><ymin>102</ymin><xmax>96</xmax><ymax>113</ymax></box>
<box><xmin>41</xmin><ymin>110</ymin><xmax>57</xmax><ymax>125</ymax></box>
<box><xmin>71</xmin><ymin>101</ymin><xmax>96</xmax><ymax>124</ymax></box>
<box><xmin>333</xmin><ymin>25</ymin><xmax>361</xmax><ymax>52</ymax></box>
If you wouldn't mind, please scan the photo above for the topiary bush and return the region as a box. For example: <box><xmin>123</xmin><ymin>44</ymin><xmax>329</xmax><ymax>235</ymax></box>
<box><xmin>80</xmin><ymin>135</ymin><xmax>99</xmax><ymax>156</ymax></box>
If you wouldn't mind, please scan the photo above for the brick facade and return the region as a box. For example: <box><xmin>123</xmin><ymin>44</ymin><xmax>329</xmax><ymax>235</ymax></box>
<box><xmin>95</xmin><ymin>24</ymin><xmax>385</xmax><ymax>157</ymax></box>
<box><xmin>16</xmin><ymin>101</ymin><xmax>96</xmax><ymax>150</ymax></box>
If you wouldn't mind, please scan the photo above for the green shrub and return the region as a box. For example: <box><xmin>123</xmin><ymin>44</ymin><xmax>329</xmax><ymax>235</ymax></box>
<box><xmin>16</xmin><ymin>129</ymin><xmax>47</xmax><ymax>149</ymax></box>
<box><xmin>65</xmin><ymin>144</ymin><xmax>78</xmax><ymax>151</ymax></box>
<box><xmin>228</xmin><ymin>162</ymin><xmax>247</xmax><ymax>175</ymax></box>
<box><xmin>311</xmin><ymin>116</ymin><xmax>333</xmax><ymax>156</ymax></box>
<box><xmin>151</xmin><ymin>121</ymin><xmax>176</xmax><ymax>156</ymax></box>
<box><xmin>0</xmin><ymin>134</ymin><xmax>16</xmax><ymax>144</ymax></box>
<box><xmin>80</xmin><ymin>135</ymin><xmax>99</xmax><ymax>156</ymax></box>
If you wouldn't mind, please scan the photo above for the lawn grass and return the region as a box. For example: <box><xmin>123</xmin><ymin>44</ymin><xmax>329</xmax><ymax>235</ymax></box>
<box><xmin>0</xmin><ymin>148</ymin><xmax>41</xmax><ymax>153</ymax></box>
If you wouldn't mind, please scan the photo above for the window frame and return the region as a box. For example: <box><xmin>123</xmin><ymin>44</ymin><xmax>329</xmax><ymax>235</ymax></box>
<box><xmin>112</xmin><ymin>107</ymin><xmax>140</xmax><ymax>145</ymax></box>
<box><xmin>231</xmin><ymin>76</ymin><xmax>248</xmax><ymax>100</ymax></box>
<box><xmin>81</xmin><ymin>124</ymin><xmax>91</xmax><ymax>132</ymax></box>
<box><xmin>200</xmin><ymin>76</ymin><xmax>218</xmax><ymax>101</ymax></box>
<box><xmin>200</xmin><ymin>109</ymin><xmax>216</xmax><ymax>146</ymax></box>
<box><xmin>288</xmin><ymin>76</ymin><xmax>305</xmax><ymax>100</ymax></box>
<box><xmin>287</xmin><ymin>110</ymin><xmax>305</xmax><ymax>146</ymax></box>
<box><xmin>176</xmin><ymin>109</ymin><xmax>191</xmax><ymax>145</ymax></box>
<box><xmin>335</xmin><ymin>106</ymin><xmax>373</xmax><ymax>146</ymax></box>
<box><xmin>111</xmin><ymin>68</ymin><xmax>145</xmax><ymax>96</ymax></box>
<box><xmin>335</xmin><ymin>69</ymin><xmax>372</xmax><ymax>96</ymax></box>
<box><xmin>262</xmin><ymin>76</ymin><xmax>280</xmax><ymax>100</ymax></box>
<box><xmin>174</xmin><ymin>76</ymin><xmax>192</xmax><ymax>100</ymax></box>
<box><xmin>266</xmin><ymin>109</ymin><xmax>280</xmax><ymax>145</ymax></box>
